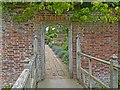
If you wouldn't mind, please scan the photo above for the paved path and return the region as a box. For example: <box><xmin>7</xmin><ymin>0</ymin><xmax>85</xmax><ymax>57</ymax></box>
<box><xmin>45</xmin><ymin>45</ymin><xmax>69</xmax><ymax>79</ymax></box>
<box><xmin>38</xmin><ymin>45</ymin><xmax>82</xmax><ymax>88</ymax></box>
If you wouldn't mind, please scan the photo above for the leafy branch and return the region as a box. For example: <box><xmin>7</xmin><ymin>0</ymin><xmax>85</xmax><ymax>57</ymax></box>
<box><xmin>2</xmin><ymin>2</ymin><xmax>120</xmax><ymax>23</ymax></box>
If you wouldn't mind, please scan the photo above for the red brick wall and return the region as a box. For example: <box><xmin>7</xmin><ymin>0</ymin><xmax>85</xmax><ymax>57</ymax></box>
<box><xmin>2</xmin><ymin>10</ymin><xmax>118</xmax><ymax>86</ymax></box>
<box><xmin>79</xmin><ymin>23</ymin><xmax>118</xmax><ymax>60</ymax></box>
<box><xmin>2</xmin><ymin>18</ymin><xmax>41</xmax><ymax>86</ymax></box>
<box><xmin>77</xmin><ymin>22</ymin><xmax>118</xmax><ymax>84</ymax></box>
<box><xmin>2</xmin><ymin>12</ymin><xmax>71</xmax><ymax>87</ymax></box>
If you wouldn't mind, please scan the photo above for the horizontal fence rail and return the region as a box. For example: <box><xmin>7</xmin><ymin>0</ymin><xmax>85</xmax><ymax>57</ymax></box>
<box><xmin>80</xmin><ymin>52</ymin><xmax>120</xmax><ymax>70</ymax></box>
<box><xmin>76</xmin><ymin>35</ymin><xmax>119</xmax><ymax>88</ymax></box>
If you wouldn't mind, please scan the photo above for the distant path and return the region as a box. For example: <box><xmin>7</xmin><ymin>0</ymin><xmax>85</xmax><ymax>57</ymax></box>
<box><xmin>45</xmin><ymin>45</ymin><xmax>69</xmax><ymax>79</ymax></box>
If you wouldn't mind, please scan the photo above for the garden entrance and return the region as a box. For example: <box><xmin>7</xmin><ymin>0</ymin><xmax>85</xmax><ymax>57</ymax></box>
<box><xmin>11</xmin><ymin>13</ymin><xmax>119</xmax><ymax>89</ymax></box>
<box><xmin>40</xmin><ymin>21</ymin><xmax>73</xmax><ymax>80</ymax></box>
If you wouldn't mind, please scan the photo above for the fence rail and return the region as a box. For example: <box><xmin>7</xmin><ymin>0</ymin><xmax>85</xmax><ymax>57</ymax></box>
<box><xmin>76</xmin><ymin>35</ymin><xmax>119</xmax><ymax>88</ymax></box>
<box><xmin>11</xmin><ymin>54</ymin><xmax>37</xmax><ymax>89</ymax></box>
<box><xmin>80</xmin><ymin>52</ymin><xmax>120</xmax><ymax>69</ymax></box>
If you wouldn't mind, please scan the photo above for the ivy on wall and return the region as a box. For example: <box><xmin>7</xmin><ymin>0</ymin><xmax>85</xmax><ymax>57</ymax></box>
<box><xmin>1</xmin><ymin>2</ymin><xmax>120</xmax><ymax>23</ymax></box>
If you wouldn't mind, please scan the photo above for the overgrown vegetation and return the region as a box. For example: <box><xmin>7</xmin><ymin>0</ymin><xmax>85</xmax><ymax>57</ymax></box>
<box><xmin>4</xmin><ymin>83</ymin><xmax>12</xmax><ymax>90</ymax></box>
<box><xmin>1</xmin><ymin>2</ymin><xmax>120</xmax><ymax>23</ymax></box>
<box><xmin>118</xmin><ymin>75</ymin><xmax>120</xmax><ymax>90</ymax></box>
<box><xmin>45</xmin><ymin>24</ymin><xmax>69</xmax><ymax>65</ymax></box>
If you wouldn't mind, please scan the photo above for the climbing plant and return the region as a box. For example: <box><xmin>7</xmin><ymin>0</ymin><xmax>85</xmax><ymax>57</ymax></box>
<box><xmin>1</xmin><ymin>2</ymin><xmax>120</xmax><ymax>23</ymax></box>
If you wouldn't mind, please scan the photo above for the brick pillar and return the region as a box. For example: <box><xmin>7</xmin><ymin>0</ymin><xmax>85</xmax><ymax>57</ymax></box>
<box><xmin>72</xmin><ymin>21</ymin><xmax>79</xmax><ymax>79</ymax></box>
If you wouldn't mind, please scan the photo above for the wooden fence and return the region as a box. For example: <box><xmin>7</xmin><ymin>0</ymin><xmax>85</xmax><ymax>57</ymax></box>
<box><xmin>76</xmin><ymin>35</ymin><xmax>120</xmax><ymax>88</ymax></box>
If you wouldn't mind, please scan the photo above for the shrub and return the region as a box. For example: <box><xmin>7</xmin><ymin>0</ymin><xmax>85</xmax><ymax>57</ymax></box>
<box><xmin>4</xmin><ymin>83</ymin><xmax>12</xmax><ymax>90</ymax></box>
<box><xmin>118</xmin><ymin>75</ymin><xmax>120</xmax><ymax>90</ymax></box>
<box><xmin>49</xmin><ymin>41</ymin><xmax>56</xmax><ymax>48</ymax></box>
<box><xmin>62</xmin><ymin>52</ymin><xmax>69</xmax><ymax>65</ymax></box>
<box><xmin>54</xmin><ymin>46</ymin><xmax>62</xmax><ymax>55</ymax></box>
<box><xmin>52</xmin><ymin>45</ymin><xmax>58</xmax><ymax>51</ymax></box>
<box><xmin>52</xmin><ymin>45</ymin><xmax>69</xmax><ymax>65</ymax></box>
<box><xmin>57</xmin><ymin>50</ymin><xmax>67</xmax><ymax>58</ymax></box>
<box><xmin>61</xmin><ymin>37</ymin><xmax>68</xmax><ymax>51</ymax></box>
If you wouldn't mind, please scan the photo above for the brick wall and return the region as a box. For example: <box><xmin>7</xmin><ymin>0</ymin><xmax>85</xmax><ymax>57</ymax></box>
<box><xmin>2</xmin><ymin>10</ymin><xmax>118</xmax><ymax>87</ymax></box>
<box><xmin>2</xmin><ymin>17</ymin><xmax>41</xmax><ymax>86</ymax></box>
<box><xmin>79</xmin><ymin>22</ymin><xmax>118</xmax><ymax>59</ymax></box>
<box><xmin>77</xmin><ymin>22</ymin><xmax>118</xmax><ymax>85</ymax></box>
<box><xmin>1</xmin><ymin>11</ymin><xmax>71</xmax><ymax>87</ymax></box>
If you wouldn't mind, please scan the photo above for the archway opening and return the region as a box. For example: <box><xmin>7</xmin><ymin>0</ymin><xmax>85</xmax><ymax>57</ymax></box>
<box><xmin>44</xmin><ymin>23</ymin><xmax>70</xmax><ymax>79</ymax></box>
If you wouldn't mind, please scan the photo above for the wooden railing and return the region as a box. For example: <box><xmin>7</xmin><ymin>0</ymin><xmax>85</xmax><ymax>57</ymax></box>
<box><xmin>76</xmin><ymin>35</ymin><xmax>119</xmax><ymax>88</ymax></box>
<box><xmin>12</xmin><ymin>35</ymin><xmax>38</xmax><ymax>89</ymax></box>
<box><xmin>12</xmin><ymin>54</ymin><xmax>37</xmax><ymax>89</ymax></box>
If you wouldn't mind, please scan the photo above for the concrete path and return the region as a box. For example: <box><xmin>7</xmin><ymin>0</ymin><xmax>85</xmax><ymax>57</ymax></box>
<box><xmin>38</xmin><ymin>79</ymin><xmax>82</xmax><ymax>88</ymax></box>
<box><xmin>45</xmin><ymin>45</ymin><xmax>68</xmax><ymax>79</ymax></box>
<box><xmin>37</xmin><ymin>45</ymin><xmax>82</xmax><ymax>88</ymax></box>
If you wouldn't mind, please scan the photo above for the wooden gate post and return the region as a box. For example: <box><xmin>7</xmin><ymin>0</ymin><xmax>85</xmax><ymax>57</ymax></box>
<box><xmin>76</xmin><ymin>34</ymin><xmax>81</xmax><ymax>80</ymax></box>
<box><xmin>40</xmin><ymin>23</ymin><xmax>45</xmax><ymax>80</ymax></box>
<box><xmin>34</xmin><ymin>35</ymin><xmax>38</xmax><ymax>55</ymax></box>
<box><xmin>110</xmin><ymin>54</ymin><xmax>118</xmax><ymax>88</ymax></box>
<box><xmin>33</xmin><ymin>35</ymin><xmax>39</xmax><ymax>83</ymax></box>
<box><xmin>68</xmin><ymin>23</ymin><xmax>73</xmax><ymax>78</ymax></box>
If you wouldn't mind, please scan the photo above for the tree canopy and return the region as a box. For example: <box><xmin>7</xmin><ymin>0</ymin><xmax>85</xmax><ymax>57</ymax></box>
<box><xmin>1</xmin><ymin>2</ymin><xmax>120</xmax><ymax>23</ymax></box>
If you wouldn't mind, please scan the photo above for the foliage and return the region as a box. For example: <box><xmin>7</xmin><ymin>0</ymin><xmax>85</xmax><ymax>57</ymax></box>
<box><xmin>52</xmin><ymin>45</ymin><xmax>62</xmax><ymax>54</ymax></box>
<box><xmin>45</xmin><ymin>25</ymin><xmax>59</xmax><ymax>45</ymax></box>
<box><xmin>61</xmin><ymin>52</ymin><xmax>69</xmax><ymax>65</ymax></box>
<box><xmin>4</xmin><ymin>83</ymin><xmax>12</xmax><ymax>90</ymax></box>
<box><xmin>51</xmin><ymin>44</ymin><xmax>69</xmax><ymax>65</ymax></box>
<box><xmin>1</xmin><ymin>2</ymin><xmax>120</xmax><ymax>23</ymax></box>
<box><xmin>118</xmin><ymin>75</ymin><xmax>120</xmax><ymax>90</ymax></box>
<box><xmin>72</xmin><ymin>2</ymin><xmax>119</xmax><ymax>23</ymax></box>
<box><xmin>61</xmin><ymin>37</ymin><xmax>68</xmax><ymax>51</ymax></box>
<box><xmin>57</xmin><ymin>50</ymin><xmax>67</xmax><ymax>58</ymax></box>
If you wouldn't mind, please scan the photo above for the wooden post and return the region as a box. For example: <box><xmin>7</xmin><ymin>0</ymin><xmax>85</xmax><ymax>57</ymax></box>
<box><xmin>34</xmin><ymin>35</ymin><xmax>38</xmax><ymax>68</ymax></box>
<box><xmin>33</xmin><ymin>34</ymin><xmax>40</xmax><ymax>83</ymax></box>
<box><xmin>89</xmin><ymin>58</ymin><xmax>92</xmax><ymax>88</ymax></box>
<box><xmin>41</xmin><ymin>24</ymin><xmax>45</xmax><ymax>80</ymax></box>
<box><xmin>110</xmin><ymin>54</ymin><xmax>118</xmax><ymax>88</ymax></box>
<box><xmin>82</xmin><ymin>73</ymin><xmax>85</xmax><ymax>84</ymax></box>
<box><xmin>34</xmin><ymin>35</ymin><xmax>38</xmax><ymax>55</ymax></box>
<box><xmin>76</xmin><ymin>35</ymin><xmax>81</xmax><ymax>80</ymax></box>
<box><xmin>68</xmin><ymin>23</ymin><xmax>73</xmax><ymax>78</ymax></box>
